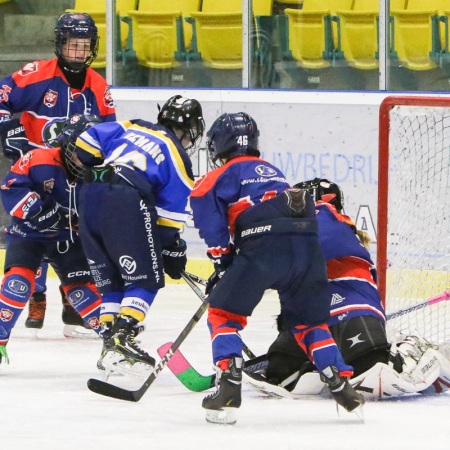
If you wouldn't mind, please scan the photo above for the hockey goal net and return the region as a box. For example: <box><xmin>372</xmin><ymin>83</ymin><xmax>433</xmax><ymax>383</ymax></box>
<box><xmin>378</xmin><ymin>96</ymin><xmax>450</xmax><ymax>345</ymax></box>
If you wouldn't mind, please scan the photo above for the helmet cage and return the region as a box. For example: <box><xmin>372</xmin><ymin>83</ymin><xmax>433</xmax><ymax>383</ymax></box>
<box><xmin>60</xmin><ymin>114</ymin><xmax>101</xmax><ymax>178</ymax></box>
<box><xmin>55</xmin><ymin>13</ymin><xmax>99</xmax><ymax>72</ymax></box>
<box><xmin>294</xmin><ymin>178</ymin><xmax>344</xmax><ymax>212</ymax></box>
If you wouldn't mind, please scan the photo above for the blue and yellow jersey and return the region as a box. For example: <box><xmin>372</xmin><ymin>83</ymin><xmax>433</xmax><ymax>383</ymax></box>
<box><xmin>76</xmin><ymin>119</ymin><xmax>194</xmax><ymax>234</ymax></box>
<box><xmin>0</xmin><ymin>58</ymin><xmax>116</xmax><ymax>148</ymax></box>
<box><xmin>190</xmin><ymin>155</ymin><xmax>290</xmax><ymax>259</ymax></box>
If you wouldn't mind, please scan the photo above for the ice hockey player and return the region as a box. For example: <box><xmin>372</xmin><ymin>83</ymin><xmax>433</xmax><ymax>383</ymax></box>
<box><xmin>0</xmin><ymin>114</ymin><xmax>104</xmax><ymax>366</ymax></box>
<box><xmin>73</xmin><ymin>95</ymin><xmax>205</xmax><ymax>378</ymax></box>
<box><xmin>243</xmin><ymin>178</ymin><xmax>450</xmax><ymax>399</ymax></box>
<box><xmin>0</xmin><ymin>12</ymin><xmax>116</xmax><ymax>335</ymax></box>
<box><xmin>189</xmin><ymin>113</ymin><xmax>365</xmax><ymax>425</ymax></box>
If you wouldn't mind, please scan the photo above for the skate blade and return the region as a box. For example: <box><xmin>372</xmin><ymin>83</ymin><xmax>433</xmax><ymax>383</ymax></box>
<box><xmin>63</xmin><ymin>325</ymin><xmax>99</xmax><ymax>339</ymax></box>
<box><xmin>205</xmin><ymin>408</ymin><xmax>237</xmax><ymax>425</ymax></box>
<box><xmin>101</xmin><ymin>352</ymin><xmax>154</xmax><ymax>379</ymax></box>
<box><xmin>336</xmin><ymin>402</ymin><xmax>365</xmax><ymax>422</ymax></box>
<box><xmin>27</xmin><ymin>328</ymin><xmax>40</xmax><ymax>340</ymax></box>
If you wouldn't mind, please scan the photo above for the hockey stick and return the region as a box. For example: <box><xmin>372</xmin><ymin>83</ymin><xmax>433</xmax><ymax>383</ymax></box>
<box><xmin>182</xmin><ymin>273</ymin><xmax>257</xmax><ymax>360</ymax></box>
<box><xmin>184</xmin><ymin>271</ymin><xmax>207</xmax><ymax>287</ymax></box>
<box><xmin>157</xmin><ymin>272</ymin><xmax>259</xmax><ymax>392</ymax></box>
<box><xmin>387</xmin><ymin>290</ymin><xmax>450</xmax><ymax>320</ymax></box>
<box><xmin>86</xmin><ymin>271</ymin><xmax>209</xmax><ymax>402</ymax></box>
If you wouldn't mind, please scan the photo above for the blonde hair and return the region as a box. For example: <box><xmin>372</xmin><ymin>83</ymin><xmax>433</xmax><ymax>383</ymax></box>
<box><xmin>356</xmin><ymin>230</ymin><xmax>371</xmax><ymax>251</ymax></box>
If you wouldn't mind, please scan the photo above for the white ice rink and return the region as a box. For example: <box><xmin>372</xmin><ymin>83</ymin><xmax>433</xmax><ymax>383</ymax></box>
<box><xmin>1</xmin><ymin>278</ymin><xmax>449</xmax><ymax>450</ymax></box>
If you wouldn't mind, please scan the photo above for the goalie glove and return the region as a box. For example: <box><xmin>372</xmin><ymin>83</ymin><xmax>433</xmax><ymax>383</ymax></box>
<box><xmin>162</xmin><ymin>239</ymin><xmax>187</xmax><ymax>280</ymax></box>
<box><xmin>389</xmin><ymin>335</ymin><xmax>436</xmax><ymax>382</ymax></box>
<box><xmin>29</xmin><ymin>198</ymin><xmax>68</xmax><ymax>232</ymax></box>
<box><xmin>0</xmin><ymin>118</ymin><xmax>29</xmax><ymax>162</ymax></box>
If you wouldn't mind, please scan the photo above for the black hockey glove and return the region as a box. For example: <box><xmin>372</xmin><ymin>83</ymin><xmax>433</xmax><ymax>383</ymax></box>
<box><xmin>29</xmin><ymin>198</ymin><xmax>68</xmax><ymax>232</ymax></box>
<box><xmin>0</xmin><ymin>118</ymin><xmax>29</xmax><ymax>163</ymax></box>
<box><xmin>162</xmin><ymin>239</ymin><xmax>187</xmax><ymax>280</ymax></box>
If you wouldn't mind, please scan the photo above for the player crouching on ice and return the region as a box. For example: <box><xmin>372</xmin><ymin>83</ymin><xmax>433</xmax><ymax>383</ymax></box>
<box><xmin>243</xmin><ymin>178</ymin><xmax>450</xmax><ymax>399</ymax></box>
<box><xmin>0</xmin><ymin>114</ymin><xmax>104</xmax><ymax>366</ymax></box>
<box><xmin>73</xmin><ymin>96</ymin><xmax>205</xmax><ymax>379</ymax></box>
<box><xmin>190</xmin><ymin>113</ymin><xmax>365</xmax><ymax>425</ymax></box>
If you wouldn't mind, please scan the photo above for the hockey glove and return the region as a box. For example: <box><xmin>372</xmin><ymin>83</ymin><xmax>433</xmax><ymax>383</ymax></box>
<box><xmin>0</xmin><ymin>118</ymin><xmax>29</xmax><ymax>163</ymax></box>
<box><xmin>162</xmin><ymin>239</ymin><xmax>187</xmax><ymax>280</ymax></box>
<box><xmin>29</xmin><ymin>198</ymin><xmax>68</xmax><ymax>232</ymax></box>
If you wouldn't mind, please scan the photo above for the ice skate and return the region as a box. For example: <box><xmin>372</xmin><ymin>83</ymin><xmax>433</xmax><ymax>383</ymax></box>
<box><xmin>100</xmin><ymin>315</ymin><xmax>155</xmax><ymax>379</ymax></box>
<box><xmin>25</xmin><ymin>293</ymin><xmax>46</xmax><ymax>330</ymax></box>
<box><xmin>203</xmin><ymin>357</ymin><xmax>243</xmax><ymax>425</ymax></box>
<box><xmin>320</xmin><ymin>366</ymin><xmax>365</xmax><ymax>419</ymax></box>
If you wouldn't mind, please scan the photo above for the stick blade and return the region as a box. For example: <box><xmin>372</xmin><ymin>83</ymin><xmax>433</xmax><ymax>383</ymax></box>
<box><xmin>87</xmin><ymin>378</ymin><xmax>141</xmax><ymax>402</ymax></box>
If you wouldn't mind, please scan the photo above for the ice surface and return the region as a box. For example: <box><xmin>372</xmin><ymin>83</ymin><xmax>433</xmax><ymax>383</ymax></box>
<box><xmin>2</xmin><ymin>279</ymin><xmax>449</xmax><ymax>450</ymax></box>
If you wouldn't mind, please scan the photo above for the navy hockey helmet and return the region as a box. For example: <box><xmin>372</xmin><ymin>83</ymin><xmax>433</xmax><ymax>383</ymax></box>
<box><xmin>55</xmin><ymin>13</ymin><xmax>99</xmax><ymax>72</ymax></box>
<box><xmin>294</xmin><ymin>178</ymin><xmax>344</xmax><ymax>212</ymax></box>
<box><xmin>60</xmin><ymin>114</ymin><xmax>101</xmax><ymax>178</ymax></box>
<box><xmin>157</xmin><ymin>95</ymin><xmax>205</xmax><ymax>153</ymax></box>
<box><xmin>206</xmin><ymin>112</ymin><xmax>260</xmax><ymax>166</ymax></box>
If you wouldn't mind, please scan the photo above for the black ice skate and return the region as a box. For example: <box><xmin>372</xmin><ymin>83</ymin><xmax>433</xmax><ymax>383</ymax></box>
<box><xmin>97</xmin><ymin>322</ymin><xmax>114</xmax><ymax>372</ymax></box>
<box><xmin>101</xmin><ymin>315</ymin><xmax>155</xmax><ymax>378</ymax></box>
<box><xmin>320</xmin><ymin>366</ymin><xmax>365</xmax><ymax>419</ymax></box>
<box><xmin>25</xmin><ymin>293</ymin><xmax>46</xmax><ymax>329</ymax></box>
<box><xmin>202</xmin><ymin>357</ymin><xmax>243</xmax><ymax>425</ymax></box>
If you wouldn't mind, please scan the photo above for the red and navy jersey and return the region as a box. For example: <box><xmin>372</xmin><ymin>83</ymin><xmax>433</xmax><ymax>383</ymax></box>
<box><xmin>0</xmin><ymin>147</ymin><xmax>83</xmax><ymax>241</ymax></box>
<box><xmin>0</xmin><ymin>58</ymin><xmax>116</xmax><ymax>148</ymax></box>
<box><xmin>315</xmin><ymin>202</ymin><xmax>385</xmax><ymax>325</ymax></box>
<box><xmin>190</xmin><ymin>156</ymin><xmax>290</xmax><ymax>260</ymax></box>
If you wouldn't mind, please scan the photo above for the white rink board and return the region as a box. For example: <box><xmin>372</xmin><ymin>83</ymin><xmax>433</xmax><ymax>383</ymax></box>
<box><xmin>110</xmin><ymin>89</ymin><xmax>450</xmax><ymax>258</ymax></box>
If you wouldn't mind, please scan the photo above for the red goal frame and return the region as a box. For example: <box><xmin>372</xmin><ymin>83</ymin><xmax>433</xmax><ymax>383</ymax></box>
<box><xmin>377</xmin><ymin>95</ymin><xmax>450</xmax><ymax>308</ymax></box>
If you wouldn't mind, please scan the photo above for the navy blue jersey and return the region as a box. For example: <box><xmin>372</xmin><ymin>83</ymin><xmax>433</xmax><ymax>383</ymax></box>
<box><xmin>1</xmin><ymin>147</ymin><xmax>82</xmax><ymax>241</ymax></box>
<box><xmin>315</xmin><ymin>202</ymin><xmax>385</xmax><ymax>325</ymax></box>
<box><xmin>190</xmin><ymin>155</ymin><xmax>290</xmax><ymax>259</ymax></box>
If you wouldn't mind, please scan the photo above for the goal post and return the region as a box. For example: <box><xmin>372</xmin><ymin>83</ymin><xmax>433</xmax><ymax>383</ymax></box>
<box><xmin>378</xmin><ymin>95</ymin><xmax>450</xmax><ymax>344</ymax></box>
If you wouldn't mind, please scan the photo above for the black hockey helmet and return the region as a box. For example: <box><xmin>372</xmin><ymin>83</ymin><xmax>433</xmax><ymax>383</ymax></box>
<box><xmin>206</xmin><ymin>112</ymin><xmax>260</xmax><ymax>166</ymax></box>
<box><xmin>55</xmin><ymin>13</ymin><xmax>99</xmax><ymax>72</ymax></box>
<box><xmin>157</xmin><ymin>95</ymin><xmax>205</xmax><ymax>153</ymax></box>
<box><xmin>294</xmin><ymin>178</ymin><xmax>344</xmax><ymax>212</ymax></box>
<box><xmin>60</xmin><ymin>114</ymin><xmax>101</xmax><ymax>178</ymax></box>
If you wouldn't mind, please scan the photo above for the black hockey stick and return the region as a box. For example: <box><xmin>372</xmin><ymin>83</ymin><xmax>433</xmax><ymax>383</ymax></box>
<box><xmin>86</xmin><ymin>271</ymin><xmax>209</xmax><ymax>402</ymax></box>
<box><xmin>184</xmin><ymin>271</ymin><xmax>207</xmax><ymax>287</ymax></box>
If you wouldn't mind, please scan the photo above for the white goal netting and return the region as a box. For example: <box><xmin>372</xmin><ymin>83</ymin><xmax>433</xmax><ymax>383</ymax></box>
<box><xmin>380</xmin><ymin>99</ymin><xmax>450</xmax><ymax>345</ymax></box>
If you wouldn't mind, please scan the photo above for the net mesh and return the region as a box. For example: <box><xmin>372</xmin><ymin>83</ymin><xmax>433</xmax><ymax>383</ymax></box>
<box><xmin>385</xmin><ymin>105</ymin><xmax>450</xmax><ymax>345</ymax></box>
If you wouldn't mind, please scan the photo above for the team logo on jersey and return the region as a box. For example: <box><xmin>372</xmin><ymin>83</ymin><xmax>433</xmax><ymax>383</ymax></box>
<box><xmin>104</xmin><ymin>86</ymin><xmax>114</xmax><ymax>108</ymax></box>
<box><xmin>43</xmin><ymin>178</ymin><xmax>55</xmax><ymax>193</ymax></box>
<box><xmin>18</xmin><ymin>62</ymin><xmax>38</xmax><ymax>76</ymax></box>
<box><xmin>331</xmin><ymin>293</ymin><xmax>345</xmax><ymax>305</ymax></box>
<box><xmin>0</xmin><ymin>308</ymin><xmax>14</xmax><ymax>322</ymax></box>
<box><xmin>44</xmin><ymin>89</ymin><xmax>58</xmax><ymax>108</ymax></box>
<box><xmin>255</xmin><ymin>165</ymin><xmax>277</xmax><ymax>177</ymax></box>
<box><xmin>0</xmin><ymin>85</ymin><xmax>12</xmax><ymax>103</ymax></box>
<box><xmin>119</xmin><ymin>255</ymin><xmax>137</xmax><ymax>274</ymax></box>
